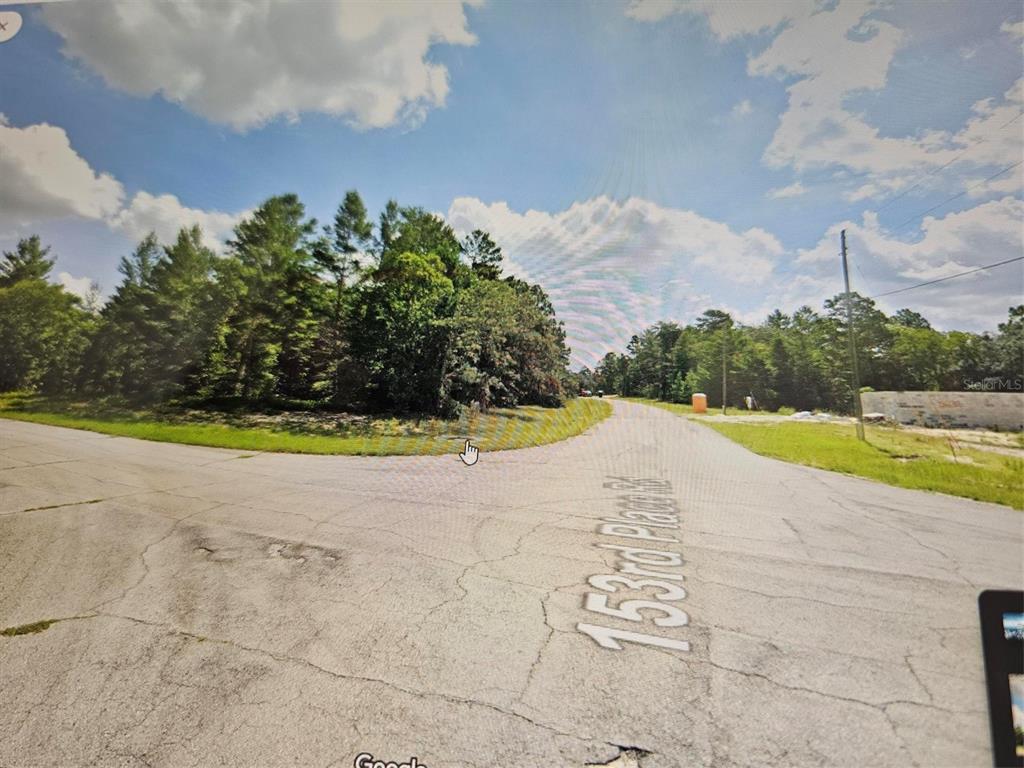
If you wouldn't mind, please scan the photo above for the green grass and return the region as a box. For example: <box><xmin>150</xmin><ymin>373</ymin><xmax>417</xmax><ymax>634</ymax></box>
<box><xmin>703</xmin><ymin>420</ymin><xmax>1023</xmax><ymax>509</ymax></box>
<box><xmin>623</xmin><ymin>397</ymin><xmax>795</xmax><ymax>417</ymax></box>
<box><xmin>0</xmin><ymin>393</ymin><xmax>611</xmax><ymax>456</ymax></box>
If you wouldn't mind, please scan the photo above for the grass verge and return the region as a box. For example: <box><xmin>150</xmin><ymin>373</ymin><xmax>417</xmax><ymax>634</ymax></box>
<box><xmin>704</xmin><ymin>420</ymin><xmax>1023</xmax><ymax>509</ymax></box>
<box><xmin>0</xmin><ymin>393</ymin><xmax>611</xmax><ymax>456</ymax></box>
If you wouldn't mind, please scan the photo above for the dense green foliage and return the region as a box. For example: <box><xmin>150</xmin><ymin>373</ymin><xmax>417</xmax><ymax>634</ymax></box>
<box><xmin>0</xmin><ymin>192</ymin><xmax>573</xmax><ymax>416</ymax></box>
<box><xmin>4</xmin><ymin>191</ymin><xmax>1020</xmax><ymax>419</ymax></box>
<box><xmin>0</xmin><ymin>279</ymin><xmax>94</xmax><ymax>393</ymax></box>
<box><xmin>587</xmin><ymin>302</ymin><xmax>1024</xmax><ymax>413</ymax></box>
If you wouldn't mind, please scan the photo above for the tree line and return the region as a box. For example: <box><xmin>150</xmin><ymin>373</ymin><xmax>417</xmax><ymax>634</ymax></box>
<box><xmin>580</xmin><ymin>300</ymin><xmax>1024</xmax><ymax>412</ymax></box>
<box><xmin>0</xmin><ymin>192</ymin><xmax>573</xmax><ymax>416</ymax></box>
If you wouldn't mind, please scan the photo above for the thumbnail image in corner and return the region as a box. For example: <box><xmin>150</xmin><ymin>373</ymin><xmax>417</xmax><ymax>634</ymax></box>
<box><xmin>1005</xmin><ymin>613</ymin><xmax>1024</xmax><ymax>640</ymax></box>
<box><xmin>1011</xmin><ymin>674</ymin><xmax>1024</xmax><ymax>757</ymax></box>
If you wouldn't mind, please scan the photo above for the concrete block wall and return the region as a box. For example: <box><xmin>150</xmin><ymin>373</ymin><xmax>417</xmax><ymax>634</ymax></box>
<box><xmin>860</xmin><ymin>391</ymin><xmax>1024</xmax><ymax>431</ymax></box>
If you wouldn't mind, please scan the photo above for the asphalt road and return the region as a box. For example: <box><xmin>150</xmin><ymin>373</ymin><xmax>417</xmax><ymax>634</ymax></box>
<box><xmin>0</xmin><ymin>400</ymin><xmax>1019</xmax><ymax>768</ymax></box>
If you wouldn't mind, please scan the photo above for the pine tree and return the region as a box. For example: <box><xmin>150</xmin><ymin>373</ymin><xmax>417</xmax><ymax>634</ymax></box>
<box><xmin>218</xmin><ymin>195</ymin><xmax>325</xmax><ymax>402</ymax></box>
<box><xmin>462</xmin><ymin>229</ymin><xmax>503</xmax><ymax>280</ymax></box>
<box><xmin>0</xmin><ymin>236</ymin><xmax>55</xmax><ymax>286</ymax></box>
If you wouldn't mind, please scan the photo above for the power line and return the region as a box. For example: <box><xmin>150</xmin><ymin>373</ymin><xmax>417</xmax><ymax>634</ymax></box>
<box><xmin>999</xmin><ymin>109</ymin><xmax>1024</xmax><ymax>129</ymax></box>
<box><xmin>872</xmin><ymin>108</ymin><xmax>1024</xmax><ymax>216</ymax></box>
<box><xmin>888</xmin><ymin>160</ymin><xmax>1022</xmax><ymax>232</ymax></box>
<box><xmin>820</xmin><ymin>108</ymin><xmax>1023</xmax><ymax>292</ymax></box>
<box><xmin>851</xmin><ymin>254</ymin><xmax>880</xmax><ymax>296</ymax></box>
<box><xmin>768</xmin><ymin>160</ymin><xmax>1020</xmax><ymax>291</ymax></box>
<box><xmin>766</xmin><ymin>112</ymin><xmax>1023</xmax><ymax>295</ymax></box>
<box><xmin>873</xmin><ymin>154</ymin><xmax>970</xmax><ymax>215</ymax></box>
<box><xmin>869</xmin><ymin>256</ymin><xmax>1024</xmax><ymax>299</ymax></box>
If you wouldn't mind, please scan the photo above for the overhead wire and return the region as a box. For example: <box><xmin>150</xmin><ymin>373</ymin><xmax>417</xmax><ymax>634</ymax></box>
<box><xmin>836</xmin><ymin>103</ymin><xmax>1023</xmax><ymax>297</ymax></box>
<box><xmin>869</xmin><ymin>256</ymin><xmax>1024</xmax><ymax>299</ymax></box>
<box><xmin>887</xmin><ymin>159</ymin><xmax>1022</xmax><ymax>232</ymax></box>
<box><xmin>871</xmin><ymin>109</ymin><xmax>1024</xmax><ymax>216</ymax></box>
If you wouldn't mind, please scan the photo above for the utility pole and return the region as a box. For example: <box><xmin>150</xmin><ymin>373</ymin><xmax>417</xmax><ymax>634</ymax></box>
<box><xmin>841</xmin><ymin>229</ymin><xmax>866</xmax><ymax>441</ymax></box>
<box><xmin>721</xmin><ymin>327</ymin><xmax>728</xmax><ymax>415</ymax></box>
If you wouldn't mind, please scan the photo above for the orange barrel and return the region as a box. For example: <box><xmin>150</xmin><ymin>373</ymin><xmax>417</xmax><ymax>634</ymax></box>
<box><xmin>692</xmin><ymin>393</ymin><xmax>707</xmax><ymax>414</ymax></box>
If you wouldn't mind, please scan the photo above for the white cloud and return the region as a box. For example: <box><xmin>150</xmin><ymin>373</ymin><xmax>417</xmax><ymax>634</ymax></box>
<box><xmin>631</xmin><ymin>1</ymin><xmax>1024</xmax><ymax>201</ymax></box>
<box><xmin>623</xmin><ymin>0</ymin><xmax>679</xmax><ymax>23</ymax></box>
<box><xmin>965</xmin><ymin>165</ymin><xmax>1024</xmax><ymax>198</ymax></box>
<box><xmin>110</xmin><ymin>192</ymin><xmax>244</xmax><ymax>251</ymax></box>
<box><xmin>56</xmin><ymin>271</ymin><xmax>94</xmax><ymax>301</ymax></box>
<box><xmin>795</xmin><ymin>196</ymin><xmax>1024</xmax><ymax>329</ymax></box>
<box><xmin>41</xmin><ymin>0</ymin><xmax>481</xmax><ymax>132</ymax></box>
<box><xmin>750</xmin><ymin>2</ymin><xmax>907</xmax><ymax>173</ymax></box>
<box><xmin>0</xmin><ymin>117</ymin><xmax>245</xmax><ymax>253</ymax></box>
<box><xmin>754</xmin><ymin>6</ymin><xmax>1023</xmax><ymax>193</ymax></box>
<box><xmin>0</xmin><ymin>116</ymin><xmax>124</xmax><ymax>234</ymax></box>
<box><xmin>767</xmin><ymin>181</ymin><xmax>806</xmax><ymax>199</ymax></box>
<box><xmin>447</xmin><ymin>195</ymin><xmax>783</xmax><ymax>366</ymax></box>
<box><xmin>731</xmin><ymin>99</ymin><xmax>753</xmax><ymax>118</ymax></box>
<box><xmin>626</xmin><ymin>0</ymin><xmax>816</xmax><ymax>39</ymax></box>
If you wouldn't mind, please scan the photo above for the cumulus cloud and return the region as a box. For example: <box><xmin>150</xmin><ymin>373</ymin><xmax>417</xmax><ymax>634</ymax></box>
<box><xmin>447</xmin><ymin>195</ymin><xmax>783</xmax><ymax>366</ymax></box>
<box><xmin>965</xmin><ymin>166</ymin><xmax>1024</xmax><ymax>199</ymax></box>
<box><xmin>756</xmin><ymin>5</ymin><xmax>1023</xmax><ymax>194</ymax></box>
<box><xmin>40</xmin><ymin>0</ymin><xmax>481</xmax><ymax>131</ymax></box>
<box><xmin>795</xmin><ymin>196</ymin><xmax>1024</xmax><ymax>329</ymax></box>
<box><xmin>630</xmin><ymin>1</ymin><xmax>1024</xmax><ymax>201</ymax></box>
<box><xmin>110</xmin><ymin>192</ymin><xmax>244</xmax><ymax>251</ymax></box>
<box><xmin>56</xmin><ymin>271</ymin><xmax>95</xmax><ymax>301</ymax></box>
<box><xmin>0</xmin><ymin>117</ymin><xmax>245</xmax><ymax>257</ymax></box>
<box><xmin>0</xmin><ymin>115</ymin><xmax>124</xmax><ymax>234</ymax></box>
<box><xmin>767</xmin><ymin>181</ymin><xmax>806</xmax><ymax>199</ymax></box>
<box><xmin>448</xmin><ymin>192</ymin><xmax>1022</xmax><ymax>364</ymax></box>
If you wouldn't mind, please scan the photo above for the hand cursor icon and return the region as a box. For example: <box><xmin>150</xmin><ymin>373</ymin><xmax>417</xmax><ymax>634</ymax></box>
<box><xmin>459</xmin><ymin>439</ymin><xmax>479</xmax><ymax>466</ymax></box>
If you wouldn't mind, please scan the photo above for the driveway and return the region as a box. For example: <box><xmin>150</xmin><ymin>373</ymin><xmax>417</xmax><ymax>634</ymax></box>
<box><xmin>0</xmin><ymin>399</ymin><xmax>1018</xmax><ymax>767</ymax></box>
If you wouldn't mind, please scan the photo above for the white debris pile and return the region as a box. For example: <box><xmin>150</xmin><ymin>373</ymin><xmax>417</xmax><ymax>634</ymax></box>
<box><xmin>789</xmin><ymin>411</ymin><xmax>841</xmax><ymax>422</ymax></box>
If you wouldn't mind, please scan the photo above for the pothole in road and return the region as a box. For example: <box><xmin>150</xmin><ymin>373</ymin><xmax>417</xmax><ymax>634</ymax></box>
<box><xmin>187</xmin><ymin>532</ymin><xmax>344</xmax><ymax>567</ymax></box>
<box><xmin>266</xmin><ymin>541</ymin><xmax>343</xmax><ymax>564</ymax></box>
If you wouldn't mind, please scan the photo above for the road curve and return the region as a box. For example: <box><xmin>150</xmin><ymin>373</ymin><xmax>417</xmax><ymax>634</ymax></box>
<box><xmin>0</xmin><ymin>399</ymin><xmax>1019</xmax><ymax>767</ymax></box>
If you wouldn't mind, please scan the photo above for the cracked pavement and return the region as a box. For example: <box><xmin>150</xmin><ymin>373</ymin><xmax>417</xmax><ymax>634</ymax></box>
<box><xmin>0</xmin><ymin>399</ymin><xmax>1020</xmax><ymax>767</ymax></box>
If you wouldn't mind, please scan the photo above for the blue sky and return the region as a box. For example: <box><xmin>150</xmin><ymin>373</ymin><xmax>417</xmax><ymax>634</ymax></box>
<box><xmin>1</xmin><ymin>0</ymin><xmax>1022</xmax><ymax>366</ymax></box>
